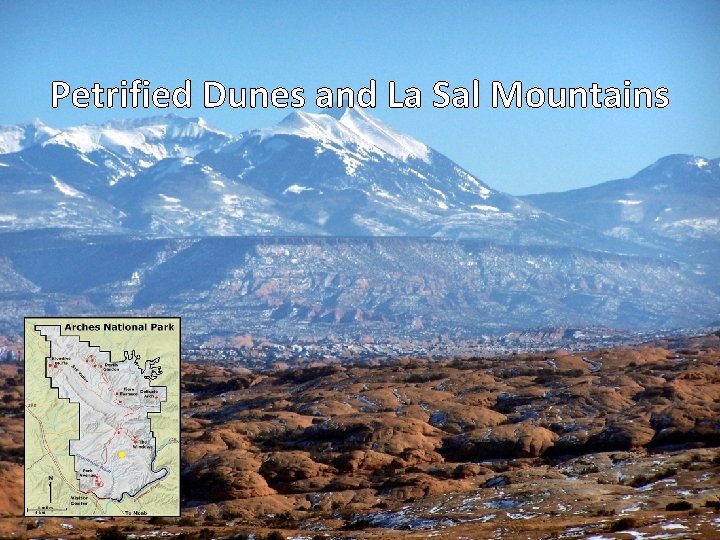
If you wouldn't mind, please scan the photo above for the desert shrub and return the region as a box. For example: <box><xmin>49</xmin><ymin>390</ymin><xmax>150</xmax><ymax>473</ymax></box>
<box><xmin>666</xmin><ymin>500</ymin><xmax>693</xmax><ymax>511</ymax></box>
<box><xmin>342</xmin><ymin>517</ymin><xmax>374</xmax><ymax>530</ymax></box>
<box><xmin>628</xmin><ymin>474</ymin><xmax>652</xmax><ymax>487</ymax></box>
<box><xmin>177</xmin><ymin>530</ymin><xmax>213</xmax><ymax>540</ymax></box>
<box><xmin>609</xmin><ymin>517</ymin><xmax>637</xmax><ymax>531</ymax></box>
<box><xmin>275</xmin><ymin>365</ymin><xmax>340</xmax><ymax>384</ymax></box>
<box><xmin>533</xmin><ymin>371</ymin><xmax>555</xmax><ymax>384</ymax></box>
<box><xmin>404</xmin><ymin>371</ymin><xmax>448</xmax><ymax>383</ymax></box>
<box><xmin>0</xmin><ymin>444</ymin><xmax>23</xmax><ymax>463</ymax></box>
<box><xmin>175</xmin><ymin>528</ymin><xmax>214</xmax><ymax>540</ymax></box>
<box><xmin>221</xmin><ymin>509</ymin><xmax>242</xmax><ymax>520</ymax></box>
<box><xmin>627</xmin><ymin>467</ymin><xmax>677</xmax><ymax>487</ymax></box>
<box><xmin>226</xmin><ymin>533</ymin><xmax>251</xmax><ymax>540</ymax></box>
<box><xmin>177</xmin><ymin>515</ymin><xmax>196</xmax><ymax>526</ymax></box>
<box><xmin>97</xmin><ymin>526</ymin><xmax>127</xmax><ymax>540</ymax></box>
<box><xmin>265</xmin><ymin>511</ymin><xmax>297</xmax><ymax>528</ymax></box>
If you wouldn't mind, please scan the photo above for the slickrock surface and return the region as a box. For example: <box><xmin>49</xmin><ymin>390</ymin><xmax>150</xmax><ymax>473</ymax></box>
<box><xmin>1</xmin><ymin>334</ymin><xmax>719</xmax><ymax>538</ymax></box>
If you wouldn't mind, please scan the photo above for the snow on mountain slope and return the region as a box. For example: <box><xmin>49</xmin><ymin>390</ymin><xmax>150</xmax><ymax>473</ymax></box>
<box><xmin>40</xmin><ymin>114</ymin><xmax>233</xmax><ymax>170</ymax></box>
<box><xmin>112</xmin><ymin>156</ymin><xmax>315</xmax><ymax>236</ymax></box>
<box><xmin>0</xmin><ymin>119</ymin><xmax>59</xmax><ymax>153</ymax></box>
<box><xmin>333</xmin><ymin>107</ymin><xmax>431</xmax><ymax>162</ymax></box>
<box><xmin>0</xmin><ymin>159</ymin><xmax>123</xmax><ymax>232</ymax></box>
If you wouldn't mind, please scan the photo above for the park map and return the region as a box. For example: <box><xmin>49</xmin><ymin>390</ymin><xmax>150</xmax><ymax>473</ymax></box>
<box><xmin>24</xmin><ymin>318</ymin><xmax>180</xmax><ymax>517</ymax></box>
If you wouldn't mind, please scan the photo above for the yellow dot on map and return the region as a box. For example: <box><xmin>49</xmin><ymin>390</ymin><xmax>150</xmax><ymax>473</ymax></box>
<box><xmin>118</xmin><ymin>450</ymin><xmax>126</xmax><ymax>459</ymax></box>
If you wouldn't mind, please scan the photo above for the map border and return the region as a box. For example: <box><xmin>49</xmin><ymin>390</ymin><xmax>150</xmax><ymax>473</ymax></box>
<box><xmin>23</xmin><ymin>316</ymin><xmax>182</xmax><ymax>517</ymax></box>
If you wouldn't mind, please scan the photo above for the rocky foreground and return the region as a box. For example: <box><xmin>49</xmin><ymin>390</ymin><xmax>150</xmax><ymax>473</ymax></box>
<box><xmin>1</xmin><ymin>334</ymin><xmax>719</xmax><ymax>538</ymax></box>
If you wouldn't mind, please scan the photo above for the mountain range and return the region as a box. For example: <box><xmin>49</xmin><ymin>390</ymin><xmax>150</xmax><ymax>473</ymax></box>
<box><xmin>0</xmin><ymin>111</ymin><xmax>717</xmax><ymax>340</ymax></box>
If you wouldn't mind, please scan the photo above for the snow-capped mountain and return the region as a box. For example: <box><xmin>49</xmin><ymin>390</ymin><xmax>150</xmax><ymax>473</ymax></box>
<box><xmin>0</xmin><ymin>108</ymin><xmax>597</xmax><ymax>244</ymax></box>
<box><xmin>523</xmin><ymin>154</ymin><xmax>720</xmax><ymax>245</ymax></box>
<box><xmin>0</xmin><ymin>110</ymin><xmax>549</xmax><ymax>240</ymax></box>
<box><xmin>0</xmin><ymin>115</ymin><xmax>233</xmax><ymax>232</ymax></box>
<box><xmin>0</xmin><ymin>111</ymin><xmax>715</xmax><ymax>252</ymax></box>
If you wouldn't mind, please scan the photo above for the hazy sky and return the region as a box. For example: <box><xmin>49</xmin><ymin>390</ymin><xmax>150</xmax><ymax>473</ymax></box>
<box><xmin>1</xmin><ymin>1</ymin><xmax>719</xmax><ymax>194</ymax></box>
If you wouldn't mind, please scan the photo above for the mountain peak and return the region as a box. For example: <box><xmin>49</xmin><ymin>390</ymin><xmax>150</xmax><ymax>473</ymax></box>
<box><xmin>637</xmin><ymin>154</ymin><xmax>719</xmax><ymax>182</ymax></box>
<box><xmin>323</xmin><ymin>106</ymin><xmax>372</xmax><ymax>122</ymax></box>
<box><xmin>324</xmin><ymin>106</ymin><xmax>350</xmax><ymax>120</ymax></box>
<box><xmin>268</xmin><ymin>107</ymin><xmax>430</xmax><ymax>163</ymax></box>
<box><xmin>0</xmin><ymin>119</ymin><xmax>59</xmax><ymax>153</ymax></box>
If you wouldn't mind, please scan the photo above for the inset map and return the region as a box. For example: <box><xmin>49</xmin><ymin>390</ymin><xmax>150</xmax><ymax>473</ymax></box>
<box><xmin>24</xmin><ymin>317</ymin><xmax>180</xmax><ymax>517</ymax></box>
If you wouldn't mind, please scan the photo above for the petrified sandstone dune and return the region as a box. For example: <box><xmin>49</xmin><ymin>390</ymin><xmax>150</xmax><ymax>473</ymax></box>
<box><xmin>177</xmin><ymin>335</ymin><xmax>720</xmax><ymax>515</ymax></box>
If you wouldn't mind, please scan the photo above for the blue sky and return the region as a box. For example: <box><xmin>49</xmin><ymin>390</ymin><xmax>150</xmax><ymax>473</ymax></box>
<box><xmin>1</xmin><ymin>1</ymin><xmax>719</xmax><ymax>194</ymax></box>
